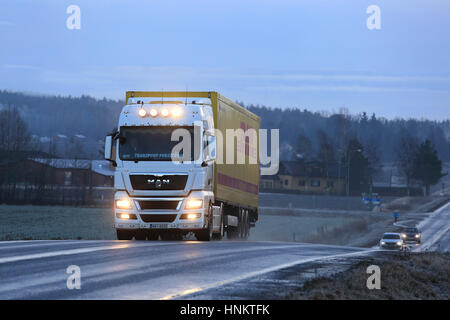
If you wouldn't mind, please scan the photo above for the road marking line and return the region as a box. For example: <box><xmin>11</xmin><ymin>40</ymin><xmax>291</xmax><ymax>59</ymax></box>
<box><xmin>159</xmin><ymin>248</ymin><xmax>376</xmax><ymax>300</ymax></box>
<box><xmin>0</xmin><ymin>242</ymin><xmax>176</xmax><ymax>264</ymax></box>
<box><xmin>0</xmin><ymin>244</ymin><xmax>133</xmax><ymax>264</ymax></box>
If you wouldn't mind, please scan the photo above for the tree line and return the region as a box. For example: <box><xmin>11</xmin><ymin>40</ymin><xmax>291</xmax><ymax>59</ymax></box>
<box><xmin>0</xmin><ymin>90</ymin><xmax>448</xmax><ymax>198</ymax></box>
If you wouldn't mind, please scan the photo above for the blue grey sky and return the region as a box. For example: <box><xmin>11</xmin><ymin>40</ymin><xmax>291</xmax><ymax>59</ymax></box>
<box><xmin>1</xmin><ymin>0</ymin><xmax>449</xmax><ymax>119</ymax></box>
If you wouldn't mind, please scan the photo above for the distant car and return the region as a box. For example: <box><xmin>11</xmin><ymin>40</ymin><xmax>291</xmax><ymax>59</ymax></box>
<box><xmin>379</xmin><ymin>232</ymin><xmax>404</xmax><ymax>250</ymax></box>
<box><xmin>401</xmin><ymin>227</ymin><xmax>421</xmax><ymax>244</ymax></box>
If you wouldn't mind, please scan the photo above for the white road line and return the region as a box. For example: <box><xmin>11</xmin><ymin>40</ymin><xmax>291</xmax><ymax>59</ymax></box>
<box><xmin>0</xmin><ymin>240</ymin><xmax>115</xmax><ymax>251</ymax></box>
<box><xmin>159</xmin><ymin>248</ymin><xmax>375</xmax><ymax>300</ymax></box>
<box><xmin>0</xmin><ymin>242</ymin><xmax>177</xmax><ymax>264</ymax></box>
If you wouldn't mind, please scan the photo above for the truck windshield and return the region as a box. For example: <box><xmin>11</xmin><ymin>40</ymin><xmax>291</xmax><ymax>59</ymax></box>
<box><xmin>118</xmin><ymin>126</ymin><xmax>196</xmax><ymax>161</ymax></box>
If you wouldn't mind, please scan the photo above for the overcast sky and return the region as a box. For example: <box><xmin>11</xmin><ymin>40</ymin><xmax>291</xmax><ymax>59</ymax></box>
<box><xmin>1</xmin><ymin>0</ymin><xmax>449</xmax><ymax>120</ymax></box>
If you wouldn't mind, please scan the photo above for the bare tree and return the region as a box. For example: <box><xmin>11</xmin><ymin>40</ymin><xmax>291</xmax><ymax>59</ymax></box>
<box><xmin>396</xmin><ymin>133</ymin><xmax>419</xmax><ymax>196</ymax></box>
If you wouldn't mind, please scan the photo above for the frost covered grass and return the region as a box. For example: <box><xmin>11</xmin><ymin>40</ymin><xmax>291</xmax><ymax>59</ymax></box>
<box><xmin>0</xmin><ymin>205</ymin><xmax>358</xmax><ymax>241</ymax></box>
<box><xmin>286</xmin><ymin>252</ymin><xmax>450</xmax><ymax>300</ymax></box>
<box><xmin>249</xmin><ymin>214</ymin><xmax>358</xmax><ymax>242</ymax></box>
<box><xmin>0</xmin><ymin>205</ymin><xmax>116</xmax><ymax>240</ymax></box>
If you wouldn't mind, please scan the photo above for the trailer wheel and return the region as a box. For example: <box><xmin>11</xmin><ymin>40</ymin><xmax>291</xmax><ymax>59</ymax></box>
<box><xmin>242</xmin><ymin>210</ymin><xmax>250</xmax><ymax>240</ymax></box>
<box><xmin>116</xmin><ymin>229</ymin><xmax>133</xmax><ymax>240</ymax></box>
<box><xmin>227</xmin><ymin>208</ymin><xmax>242</xmax><ymax>240</ymax></box>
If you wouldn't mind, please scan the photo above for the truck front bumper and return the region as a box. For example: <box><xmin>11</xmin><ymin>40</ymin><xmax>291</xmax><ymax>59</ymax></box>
<box><xmin>113</xmin><ymin>191</ymin><xmax>208</xmax><ymax>231</ymax></box>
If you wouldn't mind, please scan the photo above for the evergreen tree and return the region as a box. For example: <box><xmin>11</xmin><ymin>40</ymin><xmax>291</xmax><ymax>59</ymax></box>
<box><xmin>412</xmin><ymin>139</ymin><xmax>446</xmax><ymax>195</ymax></box>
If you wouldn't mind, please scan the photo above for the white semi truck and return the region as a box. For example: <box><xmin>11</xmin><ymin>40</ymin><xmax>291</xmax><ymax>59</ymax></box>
<box><xmin>105</xmin><ymin>91</ymin><xmax>260</xmax><ymax>241</ymax></box>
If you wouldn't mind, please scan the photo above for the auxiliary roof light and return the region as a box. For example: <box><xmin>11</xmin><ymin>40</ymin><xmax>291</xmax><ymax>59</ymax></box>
<box><xmin>149</xmin><ymin>108</ymin><xmax>158</xmax><ymax>117</ymax></box>
<box><xmin>172</xmin><ymin>108</ymin><xmax>182</xmax><ymax>118</ymax></box>
<box><xmin>161</xmin><ymin>108</ymin><xmax>169</xmax><ymax>117</ymax></box>
<box><xmin>138</xmin><ymin>108</ymin><xmax>147</xmax><ymax>118</ymax></box>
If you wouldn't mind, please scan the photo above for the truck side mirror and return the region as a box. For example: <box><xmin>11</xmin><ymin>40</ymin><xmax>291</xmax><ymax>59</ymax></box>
<box><xmin>105</xmin><ymin>135</ymin><xmax>113</xmax><ymax>160</ymax></box>
<box><xmin>105</xmin><ymin>135</ymin><xmax>116</xmax><ymax>167</ymax></box>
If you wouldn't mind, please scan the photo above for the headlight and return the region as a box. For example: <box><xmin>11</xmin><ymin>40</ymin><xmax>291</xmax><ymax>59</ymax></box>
<box><xmin>185</xmin><ymin>199</ymin><xmax>203</xmax><ymax>209</ymax></box>
<box><xmin>116</xmin><ymin>199</ymin><xmax>132</xmax><ymax>209</ymax></box>
<box><xmin>187</xmin><ymin>213</ymin><xmax>201</xmax><ymax>219</ymax></box>
<box><xmin>415</xmin><ymin>234</ymin><xmax>420</xmax><ymax>238</ymax></box>
<box><xmin>396</xmin><ymin>241</ymin><xmax>402</xmax><ymax>246</ymax></box>
<box><xmin>381</xmin><ymin>241</ymin><xmax>386</xmax><ymax>245</ymax></box>
<box><xmin>402</xmin><ymin>234</ymin><xmax>406</xmax><ymax>238</ymax></box>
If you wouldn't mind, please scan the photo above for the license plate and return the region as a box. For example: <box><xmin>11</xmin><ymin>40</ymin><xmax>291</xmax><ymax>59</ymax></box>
<box><xmin>148</xmin><ymin>224</ymin><xmax>168</xmax><ymax>229</ymax></box>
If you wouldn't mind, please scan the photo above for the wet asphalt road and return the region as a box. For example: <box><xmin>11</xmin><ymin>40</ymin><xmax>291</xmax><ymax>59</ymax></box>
<box><xmin>416</xmin><ymin>201</ymin><xmax>450</xmax><ymax>252</ymax></box>
<box><xmin>0</xmin><ymin>240</ymin><xmax>374</xmax><ymax>299</ymax></box>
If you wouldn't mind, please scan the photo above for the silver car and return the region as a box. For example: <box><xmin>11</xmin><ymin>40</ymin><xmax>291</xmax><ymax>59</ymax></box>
<box><xmin>379</xmin><ymin>232</ymin><xmax>404</xmax><ymax>250</ymax></box>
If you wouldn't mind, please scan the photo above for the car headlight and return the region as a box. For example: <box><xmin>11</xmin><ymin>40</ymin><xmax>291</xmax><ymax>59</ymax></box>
<box><xmin>396</xmin><ymin>241</ymin><xmax>402</xmax><ymax>246</ymax></box>
<box><xmin>402</xmin><ymin>234</ymin><xmax>406</xmax><ymax>238</ymax></box>
<box><xmin>415</xmin><ymin>234</ymin><xmax>420</xmax><ymax>238</ymax></box>
<box><xmin>116</xmin><ymin>199</ymin><xmax>132</xmax><ymax>209</ymax></box>
<box><xmin>185</xmin><ymin>199</ymin><xmax>203</xmax><ymax>209</ymax></box>
<box><xmin>381</xmin><ymin>241</ymin><xmax>386</xmax><ymax>245</ymax></box>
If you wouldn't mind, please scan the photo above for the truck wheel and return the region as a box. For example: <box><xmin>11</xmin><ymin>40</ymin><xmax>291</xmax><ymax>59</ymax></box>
<box><xmin>212</xmin><ymin>209</ymin><xmax>223</xmax><ymax>240</ymax></box>
<box><xmin>196</xmin><ymin>205</ymin><xmax>213</xmax><ymax>241</ymax></box>
<box><xmin>116</xmin><ymin>229</ymin><xmax>133</xmax><ymax>240</ymax></box>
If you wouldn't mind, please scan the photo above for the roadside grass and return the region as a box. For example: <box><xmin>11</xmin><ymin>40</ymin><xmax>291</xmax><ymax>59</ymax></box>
<box><xmin>248</xmin><ymin>214</ymin><xmax>359</xmax><ymax>242</ymax></box>
<box><xmin>286</xmin><ymin>252</ymin><xmax>450</xmax><ymax>300</ymax></box>
<box><xmin>0</xmin><ymin>205</ymin><xmax>116</xmax><ymax>240</ymax></box>
<box><xmin>0</xmin><ymin>205</ymin><xmax>360</xmax><ymax>242</ymax></box>
<box><xmin>304</xmin><ymin>219</ymin><xmax>370</xmax><ymax>245</ymax></box>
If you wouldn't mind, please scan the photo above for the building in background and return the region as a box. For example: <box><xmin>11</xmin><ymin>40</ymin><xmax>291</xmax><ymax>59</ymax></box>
<box><xmin>260</xmin><ymin>160</ymin><xmax>346</xmax><ymax>195</ymax></box>
<box><xmin>0</xmin><ymin>158</ymin><xmax>114</xmax><ymax>205</ymax></box>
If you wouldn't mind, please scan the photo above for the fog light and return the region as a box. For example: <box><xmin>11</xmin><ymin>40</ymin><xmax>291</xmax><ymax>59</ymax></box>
<box><xmin>120</xmin><ymin>213</ymin><xmax>130</xmax><ymax>219</ymax></box>
<box><xmin>116</xmin><ymin>199</ymin><xmax>132</xmax><ymax>209</ymax></box>
<box><xmin>187</xmin><ymin>213</ymin><xmax>201</xmax><ymax>220</ymax></box>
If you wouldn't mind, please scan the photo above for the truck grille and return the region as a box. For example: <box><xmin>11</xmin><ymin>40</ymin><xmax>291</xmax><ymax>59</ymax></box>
<box><xmin>130</xmin><ymin>175</ymin><xmax>188</xmax><ymax>190</ymax></box>
<box><xmin>139</xmin><ymin>214</ymin><xmax>177</xmax><ymax>223</ymax></box>
<box><xmin>138</xmin><ymin>200</ymin><xmax>180</xmax><ymax>210</ymax></box>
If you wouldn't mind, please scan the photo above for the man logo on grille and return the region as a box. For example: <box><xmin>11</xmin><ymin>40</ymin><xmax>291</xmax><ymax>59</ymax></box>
<box><xmin>147</xmin><ymin>179</ymin><xmax>170</xmax><ymax>188</ymax></box>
